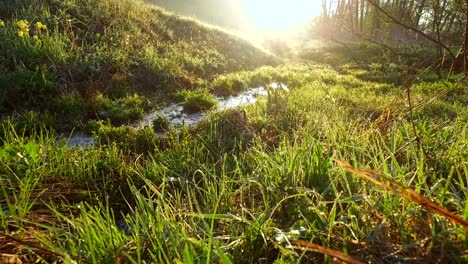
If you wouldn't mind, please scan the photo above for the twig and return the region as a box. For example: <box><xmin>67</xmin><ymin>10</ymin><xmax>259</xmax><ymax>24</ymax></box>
<box><xmin>0</xmin><ymin>231</ymin><xmax>64</xmax><ymax>257</ymax></box>
<box><xmin>289</xmin><ymin>240</ymin><xmax>366</xmax><ymax>264</ymax></box>
<box><xmin>364</xmin><ymin>0</ymin><xmax>456</xmax><ymax>60</ymax></box>
<box><xmin>334</xmin><ymin>159</ymin><xmax>468</xmax><ymax>230</ymax></box>
<box><xmin>403</xmin><ymin>77</ymin><xmax>420</xmax><ymax>145</ymax></box>
<box><xmin>340</xmin><ymin>24</ymin><xmax>428</xmax><ymax>62</ymax></box>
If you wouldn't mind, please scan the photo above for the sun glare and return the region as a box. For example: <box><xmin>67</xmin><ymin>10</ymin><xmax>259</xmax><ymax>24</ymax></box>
<box><xmin>242</xmin><ymin>0</ymin><xmax>321</xmax><ymax>33</ymax></box>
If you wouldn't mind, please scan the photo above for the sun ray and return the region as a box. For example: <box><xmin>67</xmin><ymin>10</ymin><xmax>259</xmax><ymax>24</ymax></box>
<box><xmin>242</xmin><ymin>0</ymin><xmax>321</xmax><ymax>33</ymax></box>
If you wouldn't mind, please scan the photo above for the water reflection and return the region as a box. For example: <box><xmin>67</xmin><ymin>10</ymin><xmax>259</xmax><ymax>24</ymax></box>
<box><xmin>67</xmin><ymin>83</ymin><xmax>287</xmax><ymax>148</ymax></box>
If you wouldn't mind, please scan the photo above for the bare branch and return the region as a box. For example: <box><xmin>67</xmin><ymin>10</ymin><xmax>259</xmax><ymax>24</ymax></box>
<box><xmin>365</xmin><ymin>0</ymin><xmax>456</xmax><ymax>59</ymax></box>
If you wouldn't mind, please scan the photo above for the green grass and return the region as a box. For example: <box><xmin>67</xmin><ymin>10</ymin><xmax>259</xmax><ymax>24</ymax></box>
<box><xmin>0</xmin><ymin>0</ymin><xmax>276</xmax><ymax>130</ymax></box>
<box><xmin>1</xmin><ymin>62</ymin><xmax>467</xmax><ymax>263</ymax></box>
<box><xmin>176</xmin><ymin>90</ymin><xmax>218</xmax><ymax>113</ymax></box>
<box><xmin>0</xmin><ymin>0</ymin><xmax>467</xmax><ymax>263</ymax></box>
<box><xmin>87</xmin><ymin>93</ymin><xmax>150</xmax><ymax>125</ymax></box>
<box><xmin>152</xmin><ymin>115</ymin><xmax>169</xmax><ymax>132</ymax></box>
<box><xmin>301</xmin><ymin>42</ymin><xmax>443</xmax><ymax>85</ymax></box>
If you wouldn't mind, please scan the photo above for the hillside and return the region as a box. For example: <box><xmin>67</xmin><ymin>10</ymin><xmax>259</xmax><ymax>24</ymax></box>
<box><xmin>0</xmin><ymin>0</ymin><xmax>276</xmax><ymax>125</ymax></box>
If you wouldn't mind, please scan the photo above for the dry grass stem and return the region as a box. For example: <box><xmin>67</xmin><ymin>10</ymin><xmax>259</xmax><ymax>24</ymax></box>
<box><xmin>334</xmin><ymin>159</ymin><xmax>468</xmax><ymax>230</ymax></box>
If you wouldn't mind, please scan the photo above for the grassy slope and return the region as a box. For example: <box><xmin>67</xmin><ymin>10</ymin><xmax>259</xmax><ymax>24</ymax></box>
<box><xmin>0</xmin><ymin>0</ymin><xmax>276</xmax><ymax>128</ymax></box>
<box><xmin>0</xmin><ymin>1</ymin><xmax>467</xmax><ymax>264</ymax></box>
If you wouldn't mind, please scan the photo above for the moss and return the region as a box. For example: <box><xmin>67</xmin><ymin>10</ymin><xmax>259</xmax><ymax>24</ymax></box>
<box><xmin>93</xmin><ymin>122</ymin><xmax>159</xmax><ymax>154</ymax></box>
<box><xmin>87</xmin><ymin>94</ymin><xmax>147</xmax><ymax>125</ymax></box>
<box><xmin>176</xmin><ymin>90</ymin><xmax>217</xmax><ymax>113</ymax></box>
<box><xmin>184</xmin><ymin>94</ymin><xmax>217</xmax><ymax>113</ymax></box>
<box><xmin>84</xmin><ymin>119</ymin><xmax>109</xmax><ymax>135</ymax></box>
<box><xmin>152</xmin><ymin>115</ymin><xmax>169</xmax><ymax>132</ymax></box>
<box><xmin>211</xmin><ymin>76</ymin><xmax>248</xmax><ymax>97</ymax></box>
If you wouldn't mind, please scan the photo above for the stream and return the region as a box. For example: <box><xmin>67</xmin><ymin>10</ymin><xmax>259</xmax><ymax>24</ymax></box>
<box><xmin>66</xmin><ymin>83</ymin><xmax>288</xmax><ymax>148</ymax></box>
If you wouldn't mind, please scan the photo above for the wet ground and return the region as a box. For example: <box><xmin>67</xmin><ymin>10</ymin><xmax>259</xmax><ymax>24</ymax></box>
<box><xmin>66</xmin><ymin>83</ymin><xmax>288</xmax><ymax>148</ymax></box>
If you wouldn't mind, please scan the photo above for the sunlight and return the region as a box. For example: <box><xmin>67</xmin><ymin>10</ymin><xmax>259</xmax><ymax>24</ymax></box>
<box><xmin>242</xmin><ymin>0</ymin><xmax>321</xmax><ymax>33</ymax></box>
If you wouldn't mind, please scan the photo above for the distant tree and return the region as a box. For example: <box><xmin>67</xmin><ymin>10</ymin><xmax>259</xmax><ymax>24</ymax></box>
<box><xmin>314</xmin><ymin>0</ymin><xmax>468</xmax><ymax>78</ymax></box>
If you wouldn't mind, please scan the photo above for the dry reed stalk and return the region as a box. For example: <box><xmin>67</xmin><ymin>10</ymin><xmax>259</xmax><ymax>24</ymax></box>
<box><xmin>290</xmin><ymin>240</ymin><xmax>366</xmax><ymax>264</ymax></box>
<box><xmin>334</xmin><ymin>159</ymin><xmax>468</xmax><ymax>230</ymax></box>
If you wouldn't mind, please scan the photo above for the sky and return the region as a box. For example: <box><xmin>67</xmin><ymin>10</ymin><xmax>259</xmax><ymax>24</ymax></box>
<box><xmin>241</xmin><ymin>0</ymin><xmax>322</xmax><ymax>33</ymax></box>
<box><xmin>150</xmin><ymin>0</ymin><xmax>323</xmax><ymax>38</ymax></box>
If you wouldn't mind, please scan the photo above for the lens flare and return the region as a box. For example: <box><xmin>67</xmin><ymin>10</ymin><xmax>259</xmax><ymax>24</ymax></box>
<box><xmin>242</xmin><ymin>0</ymin><xmax>321</xmax><ymax>33</ymax></box>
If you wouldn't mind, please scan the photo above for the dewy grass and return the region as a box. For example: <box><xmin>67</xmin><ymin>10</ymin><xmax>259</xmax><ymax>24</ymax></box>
<box><xmin>0</xmin><ymin>0</ymin><xmax>467</xmax><ymax>263</ymax></box>
<box><xmin>0</xmin><ymin>0</ymin><xmax>275</xmax><ymax>128</ymax></box>
<box><xmin>0</xmin><ymin>124</ymin><xmax>45</xmax><ymax>230</ymax></box>
<box><xmin>6</xmin><ymin>62</ymin><xmax>462</xmax><ymax>262</ymax></box>
<box><xmin>151</xmin><ymin>115</ymin><xmax>169</xmax><ymax>132</ymax></box>
<box><xmin>0</xmin><ymin>171</ymin><xmax>42</xmax><ymax>230</ymax></box>
<box><xmin>175</xmin><ymin>90</ymin><xmax>218</xmax><ymax>113</ymax></box>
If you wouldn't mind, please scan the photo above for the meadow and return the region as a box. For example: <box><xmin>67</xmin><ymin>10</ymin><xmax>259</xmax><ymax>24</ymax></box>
<box><xmin>0</xmin><ymin>0</ymin><xmax>467</xmax><ymax>263</ymax></box>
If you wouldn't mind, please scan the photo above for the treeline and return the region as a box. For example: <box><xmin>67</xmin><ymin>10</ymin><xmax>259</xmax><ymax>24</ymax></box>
<box><xmin>315</xmin><ymin>0</ymin><xmax>468</xmax><ymax>76</ymax></box>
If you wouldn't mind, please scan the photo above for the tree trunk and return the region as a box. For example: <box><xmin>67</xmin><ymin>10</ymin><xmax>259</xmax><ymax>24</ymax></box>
<box><xmin>464</xmin><ymin>0</ymin><xmax>468</xmax><ymax>77</ymax></box>
<box><xmin>450</xmin><ymin>45</ymin><xmax>465</xmax><ymax>75</ymax></box>
<box><xmin>360</xmin><ymin>0</ymin><xmax>365</xmax><ymax>33</ymax></box>
<box><xmin>413</xmin><ymin>0</ymin><xmax>428</xmax><ymax>28</ymax></box>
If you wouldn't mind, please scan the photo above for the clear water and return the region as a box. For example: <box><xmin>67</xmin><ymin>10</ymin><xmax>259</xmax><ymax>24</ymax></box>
<box><xmin>64</xmin><ymin>132</ymin><xmax>95</xmax><ymax>148</ymax></box>
<box><xmin>67</xmin><ymin>83</ymin><xmax>288</xmax><ymax>148</ymax></box>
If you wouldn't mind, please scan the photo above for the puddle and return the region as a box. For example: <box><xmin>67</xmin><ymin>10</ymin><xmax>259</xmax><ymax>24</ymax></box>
<box><xmin>133</xmin><ymin>87</ymin><xmax>265</xmax><ymax>129</ymax></box>
<box><xmin>64</xmin><ymin>132</ymin><xmax>95</xmax><ymax>148</ymax></box>
<box><xmin>67</xmin><ymin>83</ymin><xmax>288</xmax><ymax>147</ymax></box>
<box><xmin>133</xmin><ymin>103</ymin><xmax>205</xmax><ymax>129</ymax></box>
<box><xmin>218</xmin><ymin>87</ymin><xmax>267</xmax><ymax>110</ymax></box>
<box><xmin>135</xmin><ymin>83</ymin><xmax>287</xmax><ymax>129</ymax></box>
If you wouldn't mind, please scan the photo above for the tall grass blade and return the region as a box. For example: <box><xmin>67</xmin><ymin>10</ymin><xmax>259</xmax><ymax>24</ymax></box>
<box><xmin>290</xmin><ymin>240</ymin><xmax>365</xmax><ymax>264</ymax></box>
<box><xmin>334</xmin><ymin>159</ymin><xmax>468</xmax><ymax>229</ymax></box>
<box><xmin>213</xmin><ymin>243</ymin><xmax>233</xmax><ymax>264</ymax></box>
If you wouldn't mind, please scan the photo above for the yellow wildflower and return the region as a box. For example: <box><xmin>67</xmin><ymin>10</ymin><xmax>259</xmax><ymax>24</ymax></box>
<box><xmin>16</xmin><ymin>20</ymin><xmax>29</xmax><ymax>29</ymax></box>
<box><xmin>35</xmin><ymin>21</ymin><xmax>47</xmax><ymax>31</ymax></box>
<box><xmin>16</xmin><ymin>19</ymin><xmax>30</xmax><ymax>37</ymax></box>
<box><xmin>0</xmin><ymin>20</ymin><xmax>5</xmax><ymax>28</ymax></box>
